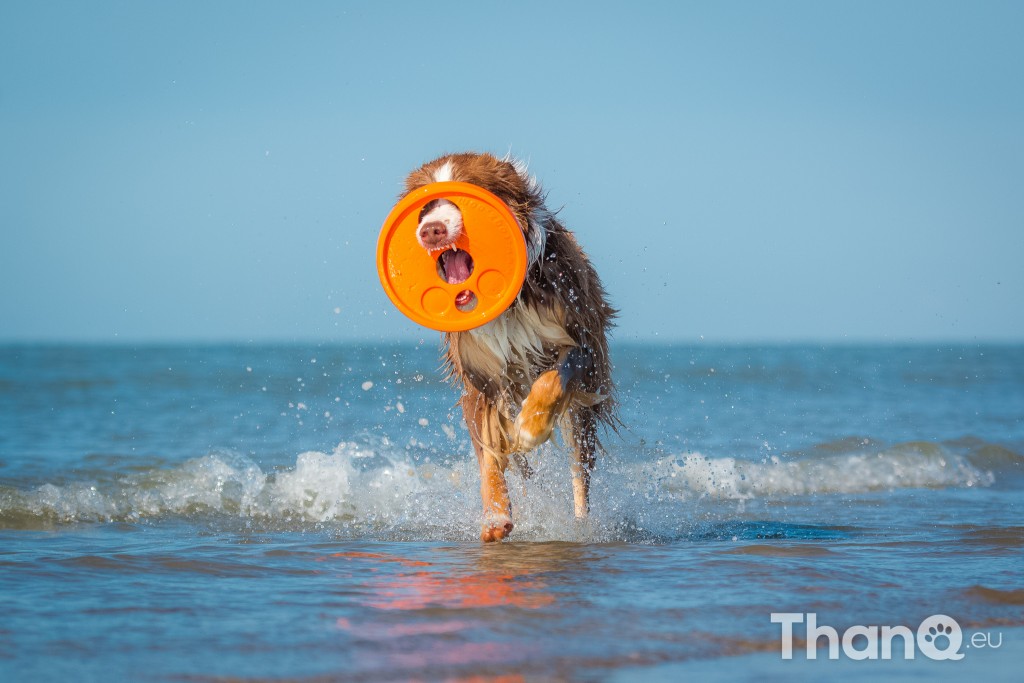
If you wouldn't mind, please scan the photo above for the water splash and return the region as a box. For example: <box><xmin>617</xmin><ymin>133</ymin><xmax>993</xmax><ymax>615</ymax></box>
<box><xmin>0</xmin><ymin>438</ymin><xmax>1008</xmax><ymax>538</ymax></box>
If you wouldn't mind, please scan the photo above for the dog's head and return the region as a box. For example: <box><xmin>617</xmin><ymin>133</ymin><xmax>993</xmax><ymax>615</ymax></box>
<box><xmin>404</xmin><ymin>153</ymin><xmax>549</xmax><ymax>298</ymax></box>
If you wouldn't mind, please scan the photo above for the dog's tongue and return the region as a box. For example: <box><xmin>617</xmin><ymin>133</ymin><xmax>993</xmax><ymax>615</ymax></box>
<box><xmin>442</xmin><ymin>249</ymin><xmax>473</xmax><ymax>284</ymax></box>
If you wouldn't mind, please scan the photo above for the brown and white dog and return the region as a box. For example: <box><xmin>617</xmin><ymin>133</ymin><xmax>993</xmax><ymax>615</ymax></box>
<box><xmin>400</xmin><ymin>152</ymin><xmax>618</xmax><ymax>542</ymax></box>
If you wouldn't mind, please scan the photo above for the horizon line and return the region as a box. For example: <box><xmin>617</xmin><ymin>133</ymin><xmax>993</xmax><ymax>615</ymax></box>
<box><xmin>1</xmin><ymin>335</ymin><xmax>1021</xmax><ymax>347</ymax></box>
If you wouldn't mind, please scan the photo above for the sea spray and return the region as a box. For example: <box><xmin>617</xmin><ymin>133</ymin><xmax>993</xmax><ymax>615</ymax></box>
<box><xmin>1</xmin><ymin>439</ymin><xmax>1001</xmax><ymax>539</ymax></box>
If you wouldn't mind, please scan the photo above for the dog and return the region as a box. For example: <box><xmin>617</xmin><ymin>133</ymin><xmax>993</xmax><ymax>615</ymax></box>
<box><xmin>402</xmin><ymin>152</ymin><xmax>618</xmax><ymax>541</ymax></box>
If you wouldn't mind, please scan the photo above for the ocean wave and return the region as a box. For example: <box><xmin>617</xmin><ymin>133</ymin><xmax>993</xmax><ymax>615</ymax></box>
<box><xmin>0</xmin><ymin>439</ymin><xmax>1013</xmax><ymax>537</ymax></box>
<box><xmin>649</xmin><ymin>441</ymin><xmax>998</xmax><ymax>499</ymax></box>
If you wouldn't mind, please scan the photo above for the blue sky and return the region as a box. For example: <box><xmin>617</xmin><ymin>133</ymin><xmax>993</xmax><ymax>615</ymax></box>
<box><xmin>2</xmin><ymin>1</ymin><xmax>1021</xmax><ymax>343</ymax></box>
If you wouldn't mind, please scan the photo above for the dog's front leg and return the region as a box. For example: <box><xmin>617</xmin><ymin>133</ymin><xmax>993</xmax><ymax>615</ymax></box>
<box><xmin>461</xmin><ymin>385</ymin><xmax>515</xmax><ymax>542</ymax></box>
<box><xmin>477</xmin><ymin>448</ymin><xmax>513</xmax><ymax>542</ymax></box>
<box><xmin>512</xmin><ymin>347</ymin><xmax>592</xmax><ymax>451</ymax></box>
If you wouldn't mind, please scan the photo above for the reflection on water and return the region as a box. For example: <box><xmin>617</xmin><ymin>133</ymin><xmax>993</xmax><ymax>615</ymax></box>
<box><xmin>320</xmin><ymin>544</ymin><xmax>604</xmax><ymax>674</ymax></box>
<box><xmin>325</xmin><ymin>547</ymin><xmax>559</xmax><ymax>611</ymax></box>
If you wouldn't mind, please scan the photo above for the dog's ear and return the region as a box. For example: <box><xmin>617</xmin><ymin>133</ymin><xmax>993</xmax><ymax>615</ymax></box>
<box><xmin>525</xmin><ymin>215</ymin><xmax>547</xmax><ymax>265</ymax></box>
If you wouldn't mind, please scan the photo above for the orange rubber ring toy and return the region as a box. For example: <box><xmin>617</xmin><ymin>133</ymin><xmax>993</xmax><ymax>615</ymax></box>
<box><xmin>376</xmin><ymin>181</ymin><xmax>528</xmax><ymax>332</ymax></box>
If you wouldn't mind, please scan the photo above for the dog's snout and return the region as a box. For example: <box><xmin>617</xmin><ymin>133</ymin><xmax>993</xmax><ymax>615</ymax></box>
<box><xmin>416</xmin><ymin>199</ymin><xmax>463</xmax><ymax>250</ymax></box>
<box><xmin>419</xmin><ymin>221</ymin><xmax>448</xmax><ymax>244</ymax></box>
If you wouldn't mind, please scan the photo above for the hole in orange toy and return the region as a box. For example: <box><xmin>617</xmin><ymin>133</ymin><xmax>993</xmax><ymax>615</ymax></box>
<box><xmin>455</xmin><ymin>290</ymin><xmax>478</xmax><ymax>312</ymax></box>
<box><xmin>436</xmin><ymin>249</ymin><xmax>474</xmax><ymax>285</ymax></box>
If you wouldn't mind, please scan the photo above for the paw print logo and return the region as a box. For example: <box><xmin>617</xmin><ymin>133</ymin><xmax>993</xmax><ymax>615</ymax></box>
<box><xmin>925</xmin><ymin>622</ymin><xmax>954</xmax><ymax>645</ymax></box>
<box><xmin>917</xmin><ymin>614</ymin><xmax>965</xmax><ymax>660</ymax></box>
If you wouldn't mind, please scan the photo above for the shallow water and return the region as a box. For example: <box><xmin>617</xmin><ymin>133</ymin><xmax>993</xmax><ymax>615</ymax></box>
<box><xmin>1</xmin><ymin>343</ymin><xmax>1022</xmax><ymax>680</ymax></box>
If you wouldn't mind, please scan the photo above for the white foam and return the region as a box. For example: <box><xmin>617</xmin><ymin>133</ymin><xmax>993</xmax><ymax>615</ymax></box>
<box><xmin>0</xmin><ymin>441</ymin><xmax>997</xmax><ymax>539</ymax></box>
<box><xmin>650</xmin><ymin>446</ymin><xmax>995</xmax><ymax>500</ymax></box>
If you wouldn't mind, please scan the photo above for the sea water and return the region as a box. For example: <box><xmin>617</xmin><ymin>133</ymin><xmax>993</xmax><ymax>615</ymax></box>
<box><xmin>0</xmin><ymin>343</ymin><xmax>1021</xmax><ymax>681</ymax></box>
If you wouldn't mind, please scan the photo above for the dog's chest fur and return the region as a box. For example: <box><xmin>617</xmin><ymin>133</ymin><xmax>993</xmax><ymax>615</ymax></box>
<box><xmin>451</xmin><ymin>302</ymin><xmax>573</xmax><ymax>411</ymax></box>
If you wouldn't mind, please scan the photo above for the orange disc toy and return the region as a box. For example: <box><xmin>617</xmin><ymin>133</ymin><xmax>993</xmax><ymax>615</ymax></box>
<box><xmin>376</xmin><ymin>182</ymin><xmax>528</xmax><ymax>332</ymax></box>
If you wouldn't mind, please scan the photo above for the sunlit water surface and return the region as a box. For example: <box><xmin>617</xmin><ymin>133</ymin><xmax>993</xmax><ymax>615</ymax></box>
<box><xmin>1</xmin><ymin>343</ymin><xmax>1021</xmax><ymax>681</ymax></box>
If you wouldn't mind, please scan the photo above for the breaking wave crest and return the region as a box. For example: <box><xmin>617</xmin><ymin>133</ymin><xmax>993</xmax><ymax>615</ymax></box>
<box><xmin>0</xmin><ymin>438</ymin><xmax>1013</xmax><ymax>538</ymax></box>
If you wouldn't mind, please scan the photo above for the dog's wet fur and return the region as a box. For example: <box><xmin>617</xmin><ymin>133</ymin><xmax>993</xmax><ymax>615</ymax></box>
<box><xmin>402</xmin><ymin>152</ymin><xmax>618</xmax><ymax>541</ymax></box>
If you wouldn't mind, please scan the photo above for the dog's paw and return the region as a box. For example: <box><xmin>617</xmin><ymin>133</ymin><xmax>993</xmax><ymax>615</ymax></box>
<box><xmin>480</xmin><ymin>516</ymin><xmax>514</xmax><ymax>542</ymax></box>
<box><xmin>512</xmin><ymin>370</ymin><xmax>566</xmax><ymax>451</ymax></box>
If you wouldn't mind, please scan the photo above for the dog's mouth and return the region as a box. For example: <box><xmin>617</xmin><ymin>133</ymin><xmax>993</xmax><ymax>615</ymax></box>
<box><xmin>436</xmin><ymin>248</ymin><xmax>476</xmax><ymax>310</ymax></box>
<box><xmin>437</xmin><ymin>247</ymin><xmax>474</xmax><ymax>285</ymax></box>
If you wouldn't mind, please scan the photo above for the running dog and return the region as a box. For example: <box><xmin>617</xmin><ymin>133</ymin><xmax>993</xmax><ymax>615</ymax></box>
<box><xmin>403</xmin><ymin>152</ymin><xmax>617</xmax><ymax>541</ymax></box>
